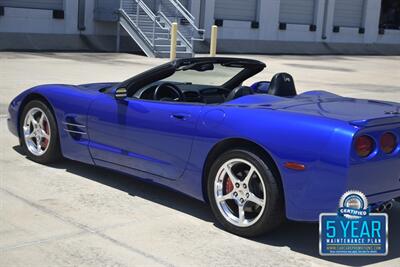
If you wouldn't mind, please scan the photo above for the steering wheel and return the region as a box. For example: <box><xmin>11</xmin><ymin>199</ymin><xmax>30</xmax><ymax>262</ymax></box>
<box><xmin>153</xmin><ymin>82</ymin><xmax>183</xmax><ymax>101</ymax></box>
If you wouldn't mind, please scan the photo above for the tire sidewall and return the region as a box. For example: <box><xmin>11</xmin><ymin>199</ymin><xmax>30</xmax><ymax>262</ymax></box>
<box><xmin>19</xmin><ymin>100</ymin><xmax>60</xmax><ymax>163</ymax></box>
<box><xmin>207</xmin><ymin>149</ymin><xmax>283</xmax><ymax>237</ymax></box>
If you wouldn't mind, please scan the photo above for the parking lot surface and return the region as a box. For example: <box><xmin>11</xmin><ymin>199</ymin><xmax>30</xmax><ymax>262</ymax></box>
<box><xmin>0</xmin><ymin>52</ymin><xmax>399</xmax><ymax>267</ymax></box>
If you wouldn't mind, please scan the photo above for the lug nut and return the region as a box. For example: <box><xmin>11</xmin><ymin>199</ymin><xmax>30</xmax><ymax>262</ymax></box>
<box><xmin>233</xmin><ymin>192</ymin><xmax>238</xmax><ymax>197</ymax></box>
<box><xmin>243</xmin><ymin>184</ymin><xmax>247</xmax><ymax>189</ymax></box>
<box><xmin>240</xmin><ymin>198</ymin><xmax>244</xmax><ymax>203</ymax></box>
<box><xmin>235</xmin><ymin>183</ymin><xmax>240</xmax><ymax>188</ymax></box>
<box><xmin>246</xmin><ymin>193</ymin><xmax>249</xmax><ymax>198</ymax></box>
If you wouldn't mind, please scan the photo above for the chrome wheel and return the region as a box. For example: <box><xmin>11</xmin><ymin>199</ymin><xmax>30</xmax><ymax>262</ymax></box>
<box><xmin>214</xmin><ymin>158</ymin><xmax>266</xmax><ymax>227</ymax></box>
<box><xmin>23</xmin><ymin>107</ymin><xmax>51</xmax><ymax>156</ymax></box>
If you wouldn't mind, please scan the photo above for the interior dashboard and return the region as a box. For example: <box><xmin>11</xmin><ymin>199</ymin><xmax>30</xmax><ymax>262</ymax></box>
<box><xmin>133</xmin><ymin>81</ymin><xmax>230</xmax><ymax>104</ymax></box>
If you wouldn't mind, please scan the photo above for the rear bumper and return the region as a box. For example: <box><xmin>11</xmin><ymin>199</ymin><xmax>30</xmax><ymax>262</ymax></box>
<box><xmin>347</xmin><ymin>157</ymin><xmax>400</xmax><ymax>204</ymax></box>
<box><xmin>286</xmin><ymin>159</ymin><xmax>400</xmax><ymax>222</ymax></box>
<box><xmin>367</xmin><ymin>188</ymin><xmax>400</xmax><ymax>205</ymax></box>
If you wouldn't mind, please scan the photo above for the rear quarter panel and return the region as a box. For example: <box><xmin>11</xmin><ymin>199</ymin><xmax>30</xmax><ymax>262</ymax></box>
<box><xmin>185</xmin><ymin>105</ymin><xmax>358</xmax><ymax>221</ymax></box>
<box><xmin>187</xmin><ymin>106</ymin><xmax>400</xmax><ymax>221</ymax></box>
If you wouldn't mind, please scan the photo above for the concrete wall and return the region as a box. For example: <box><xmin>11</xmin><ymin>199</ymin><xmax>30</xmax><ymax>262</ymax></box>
<box><xmin>0</xmin><ymin>0</ymin><xmax>117</xmax><ymax>35</ymax></box>
<box><xmin>0</xmin><ymin>0</ymin><xmax>399</xmax><ymax>53</ymax></box>
<box><xmin>0</xmin><ymin>0</ymin><xmax>142</xmax><ymax>52</ymax></box>
<box><xmin>195</xmin><ymin>0</ymin><xmax>400</xmax><ymax>50</ymax></box>
<box><xmin>0</xmin><ymin>4</ymin><xmax>78</xmax><ymax>34</ymax></box>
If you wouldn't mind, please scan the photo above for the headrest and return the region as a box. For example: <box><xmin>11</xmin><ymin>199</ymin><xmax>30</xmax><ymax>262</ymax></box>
<box><xmin>268</xmin><ymin>73</ymin><xmax>297</xmax><ymax>97</ymax></box>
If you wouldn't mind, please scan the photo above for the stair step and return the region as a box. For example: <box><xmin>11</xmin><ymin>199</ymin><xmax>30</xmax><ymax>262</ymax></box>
<box><xmin>126</xmin><ymin>14</ymin><xmax>156</xmax><ymax>19</ymax></box>
<box><xmin>155</xmin><ymin>45</ymin><xmax>187</xmax><ymax>52</ymax></box>
<box><xmin>127</xmin><ymin>17</ymin><xmax>165</xmax><ymax>26</ymax></box>
<box><xmin>157</xmin><ymin>51</ymin><xmax>193</xmax><ymax>58</ymax></box>
<box><xmin>136</xmin><ymin>24</ymin><xmax>168</xmax><ymax>29</ymax></box>
<box><xmin>142</xmin><ymin>32</ymin><xmax>170</xmax><ymax>38</ymax></box>
<box><xmin>137</xmin><ymin>27</ymin><xmax>169</xmax><ymax>33</ymax></box>
<box><xmin>154</xmin><ymin>39</ymin><xmax>181</xmax><ymax>45</ymax></box>
<box><xmin>132</xmin><ymin>20</ymin><xmax>166</xmax><ymax>27</ymax></box>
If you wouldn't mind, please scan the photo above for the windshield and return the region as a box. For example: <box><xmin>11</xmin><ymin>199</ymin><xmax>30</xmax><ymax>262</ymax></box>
<box><xmin>163</xmin><ymin>63</ymin><xmax>244</xmax><ymax>86</ymax></box>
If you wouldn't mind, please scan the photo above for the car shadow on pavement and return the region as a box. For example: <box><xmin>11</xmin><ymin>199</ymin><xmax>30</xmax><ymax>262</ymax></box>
<box><xmin>13</xmin><ymin>146</ymin><xmax>400</xmax><ymax>266</ymax></box>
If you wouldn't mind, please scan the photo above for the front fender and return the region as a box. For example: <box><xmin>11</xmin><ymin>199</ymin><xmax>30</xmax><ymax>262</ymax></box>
<box><xmin>7</xmin><ymin>88</ymin><xmax>36</xmax><ymax>137</ymax></box>
<box><xmin>8</xmin><ymin>84</ymin><xmax>100</xmax><ymax>164</ymax></box>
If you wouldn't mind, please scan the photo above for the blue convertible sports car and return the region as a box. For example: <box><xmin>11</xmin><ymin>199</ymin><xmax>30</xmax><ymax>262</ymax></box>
<box><xmin>7</xmin><ymin>57</ymin><xmax>400</xmax><ymax>236</ymax></box>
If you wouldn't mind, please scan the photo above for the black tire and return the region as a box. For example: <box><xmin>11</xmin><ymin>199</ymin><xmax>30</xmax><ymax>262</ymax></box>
<box><xmin>207</xmin><ymin>149</ymin><xmax>284</xmax><ymax>237</ymax></box>
<box><xmin>19</xmin><ymin>100</ymin><xmax>61</xmax><ymax>164</ymax></box>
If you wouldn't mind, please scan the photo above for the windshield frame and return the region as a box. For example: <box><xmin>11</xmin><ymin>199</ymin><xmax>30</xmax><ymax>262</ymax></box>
<box><xmin>113</xmin><ymin>57</ymin><xmax>266</xmax><ymax>96</ymax></box>
<box><xmin>162</xmin><ymin>62</ymin><xmax>247</xmax><ymax>86</ymax></box>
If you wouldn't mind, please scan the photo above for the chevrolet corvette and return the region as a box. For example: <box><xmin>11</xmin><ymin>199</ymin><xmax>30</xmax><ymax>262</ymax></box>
<box><xmin>7</xmin><ymin>57</ymin><xmax>400</xmax><ymax>236</ymax></box>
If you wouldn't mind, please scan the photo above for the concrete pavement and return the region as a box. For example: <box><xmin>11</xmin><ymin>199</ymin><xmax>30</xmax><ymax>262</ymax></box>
<box><xmin>0</xmin><ymin>52</ymin><xmax>399</xmax><ymax>267</ymax></box>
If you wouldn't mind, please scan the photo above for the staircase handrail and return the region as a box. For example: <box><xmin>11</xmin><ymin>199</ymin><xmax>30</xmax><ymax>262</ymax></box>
<box><xmin>165</xmin><ymin>0</ymin><xmax>205</xmax><ymax>39</ymax></box>
<box><xmin>158</xmin><ymin>11</ymin><xmax>192</xmax><ymax>49</ymax></box>
<box><xmin>119</xmin><ymin>9</ymin><xmax>155</xmax><ymax>48</ymax></box>
<box><xmin>134</xmin><ymin>0</ymin><xmax>157</xmax><ymax>21</ymax></box>
<box><xmin>170</xmin><ymin>0</ymin><xmax>194</xmax><ymax>21</ymax></box>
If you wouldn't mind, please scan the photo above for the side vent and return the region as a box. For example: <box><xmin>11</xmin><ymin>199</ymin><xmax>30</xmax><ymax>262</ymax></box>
<box><xmin>63</xmin><ymin>119</ymin><xmax>87</xmax><ymax>140</ymax></box>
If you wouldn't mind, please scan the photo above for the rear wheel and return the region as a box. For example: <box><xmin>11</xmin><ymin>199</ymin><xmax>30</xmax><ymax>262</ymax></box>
<box><xmin>19</xmin><ymin>100</ymin><xmax>61</xmax><ymax>163</ymax></box>
<box><xmin>208</xmin><ymin>149</ymin><xmax>284</xmax><ymax>237</ymax></box>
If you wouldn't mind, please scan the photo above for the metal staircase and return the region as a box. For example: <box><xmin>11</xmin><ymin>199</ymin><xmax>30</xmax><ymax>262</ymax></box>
<box><xmin>118</xmin><ymin>0</ymin><xmax>204</xmax><ymax>58</ymax></box>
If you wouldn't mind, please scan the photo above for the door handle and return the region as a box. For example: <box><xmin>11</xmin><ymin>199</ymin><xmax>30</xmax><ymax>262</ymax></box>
<box><xmin>171</xmin><ymin>113</ymin><xmax>191</xmax><ymax>120</ymax></box>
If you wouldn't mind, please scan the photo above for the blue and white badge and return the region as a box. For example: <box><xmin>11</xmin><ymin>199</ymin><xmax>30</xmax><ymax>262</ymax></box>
<box><xmin>320</xmin><ymin>190</ymin><xmax>388</xmax><ymax>256</ymax></box>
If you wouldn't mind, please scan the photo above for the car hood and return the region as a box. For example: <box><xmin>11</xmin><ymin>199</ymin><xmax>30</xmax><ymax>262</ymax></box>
<box><xmin>227</xmin><ymin>91</ymin><xmax>400</xmax><ymax>127</ymax></box>
<box><xmin>77</xmin><ymin>82</ymin><xmax>118</xmax><ymax>91</ymax></box>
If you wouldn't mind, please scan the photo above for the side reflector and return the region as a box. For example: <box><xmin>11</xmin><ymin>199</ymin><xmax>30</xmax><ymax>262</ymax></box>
<box><xmin>284</xmin><ymin>162</ymin><xmax>306</xmax><ymax>171</ymax></box>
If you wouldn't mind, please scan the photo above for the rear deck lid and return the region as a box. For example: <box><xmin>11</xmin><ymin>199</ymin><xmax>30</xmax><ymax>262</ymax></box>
<box><xmin>269</xmin><ymin>94</ymin><xmax>400</xmax><ymax>127</ymax></box>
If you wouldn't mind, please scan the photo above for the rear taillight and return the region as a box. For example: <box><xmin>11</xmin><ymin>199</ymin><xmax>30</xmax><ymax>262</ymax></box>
<box><xmin>355</xmin><ymin>135</ymin><xmax>375</xmax><ymax>157</ymax></box>
<box><xmin>380</xmin><ymin>132</ymin><xmax>397</xmax><ymax>154</ymax></box>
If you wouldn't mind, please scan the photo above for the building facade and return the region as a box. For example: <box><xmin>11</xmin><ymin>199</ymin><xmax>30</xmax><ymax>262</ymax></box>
<box><xmin>193</xmin><ymin>0</ymin><xmax>399</xmax><ymax>53</ymax></box>
<box><xmin>0</xmin><ymin>0</ymin><xmax>399</xmax><ymax>54</ymax></box>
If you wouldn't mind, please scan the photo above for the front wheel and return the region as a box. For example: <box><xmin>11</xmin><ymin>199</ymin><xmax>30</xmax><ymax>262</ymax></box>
<box><xmin>19</xmin><ymin>100</ymin><xmax>61</xmax><ymax>163</ymax></box>
<box><xmin>208</xmin><ymin>149</ymin><xmax>284</xmax><ymax>237</ymax></box>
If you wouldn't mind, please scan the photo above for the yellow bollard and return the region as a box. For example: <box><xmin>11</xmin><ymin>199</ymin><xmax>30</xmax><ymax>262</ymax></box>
<box><xmin>210</xmin><ymin>25</ymin><xmax>218</xmax><ymax>57</ymax></box>
<box><xmin>170</xmin><ymin>22</ymin><xmax>178</xmax><ymax>60</ymax></box>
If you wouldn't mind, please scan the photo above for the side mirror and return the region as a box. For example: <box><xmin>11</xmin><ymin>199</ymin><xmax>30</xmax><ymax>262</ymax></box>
<box><xmin>115</xmin><ymin>87</ymin><xmax>127</xmax><ymax>100</ymax></box>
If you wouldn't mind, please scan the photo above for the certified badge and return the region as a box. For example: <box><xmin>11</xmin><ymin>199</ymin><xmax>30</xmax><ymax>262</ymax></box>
<box><xmin>319</xmin><ymin>190</ymin><xmax>388</xmax><ymax>256</ymax></box>
<box><xmin>338</xmin><ymin>190</ymin><xmax>369</xmax><ymax>219</ymax></box>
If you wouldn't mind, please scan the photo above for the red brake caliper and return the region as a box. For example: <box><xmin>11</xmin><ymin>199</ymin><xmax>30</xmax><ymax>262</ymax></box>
<box><xmin>224</xmin><ymin>175</ymin><xmax>234</xmax><ymax>194</ymax></box>
<box><xmin>42</xmin><ymin>120</ymin><xmax>49</xmax><ymax>148</ymax></box>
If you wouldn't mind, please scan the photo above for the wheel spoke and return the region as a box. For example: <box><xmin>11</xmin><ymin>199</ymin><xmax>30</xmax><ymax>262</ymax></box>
<box><xmin>28</xmin><ymin>113</ymin><xmax>38</xmax><ymax>126</ymax></box>
<box><xmin>38</xmin><ymin>112</ymin><xmax>45</xmax><ymax>128</ymax></box>
<box><xmin>40</xmin><ymin>129</ymin><xmax>50</xmax><ymax>139</ymax></box>
<box><xmin>247</xmin><ymin>192</ymin><xmax>265</xmax><ymax>207</ymax></box>
<box><xmin>238</xmin><ymin>204</ymin><xmax>245</xmax><ymax>223</ymax></box>
<box><xmin>243</xmin><ymin>166</ymin><xmax>256</xmax><ymax>184</ymax></box>
<box><xmin>224</xmin><ymin>163</ymin><xmax>239</xmax><ymax>184</ymax></box>
<box><xmin>36</xmin><ymin>139</ymin><xmax>42</xmax><ymax>153</ymax></box>
<box><xmin>24</xmin><ymin>126</ymin><xmax>34</xmax><ymax>138</ymax></box>
<box><xmin>27</xmin><ymin>132</ymin><xmax>35</xmax><ymax>139</ymax></box>
<box><xmin>217</xmin><ymin>192</ymin><xmax>234</xmax><ymax>203</ymax></box>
